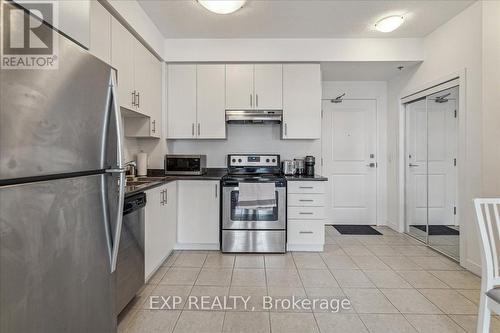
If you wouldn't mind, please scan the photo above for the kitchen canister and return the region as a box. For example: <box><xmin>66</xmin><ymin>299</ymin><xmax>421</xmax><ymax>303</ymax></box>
<box><xmin>137</xmin><ymin>152</ymin><xmax>148</xmax><ymax>176</ymax></box>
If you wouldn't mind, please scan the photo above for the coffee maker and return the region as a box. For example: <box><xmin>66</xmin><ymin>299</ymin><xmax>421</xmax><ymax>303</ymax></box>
<box><xmin>305</xmin><ymin>156</ymin><xmax>315</xmax><ymax>177</ymax></box>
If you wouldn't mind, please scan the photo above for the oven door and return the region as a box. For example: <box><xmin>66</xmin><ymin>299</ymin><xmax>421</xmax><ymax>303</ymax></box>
<box><xmin>222</xmin><ymin>185</ymin><xmax>286</xmax><ymax>230</ymax></box>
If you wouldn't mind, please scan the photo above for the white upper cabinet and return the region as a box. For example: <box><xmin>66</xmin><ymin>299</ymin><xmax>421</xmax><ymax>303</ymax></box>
<box><xmin>226</xmin><ymin>64</ymin><xmax>282</xmax><ymax>110</ymax></box>
<box><xmin>225</xmin><ymin>64</ymin><xmax>254</xmax><ymax>109</ymax></box>
<box><xmin>197</xmin><ymin>65</ymin><xmax>226</xmax><ymax>139</ymax></box>
<box><xmin>111</xmin><ymin>17</ymin><xmax>135</xmax><ymax>111</ymax></box>
<box><xmin>282</xmin><ymin>64</ymin><xmax>322</xmax><ymax>139</ymax></box>
<box><xmin>167</xmin><ymin>64</ymin><xmax>197</xmax><ymax>139</ymax></box>
<box><xmin>89</xmin><ymin>1</ymin><xmax>111</xmax><ymax>64</ymax></box>
<box><xmin>254</xmin><ymin>64</ymin><xmax>282</xmax><ymax>110</ymax></box>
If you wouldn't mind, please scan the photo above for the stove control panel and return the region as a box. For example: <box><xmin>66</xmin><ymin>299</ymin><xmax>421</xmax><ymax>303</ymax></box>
<box><xmin>227</xmin><ymin>154</ymin><xmax>280</xmax><ymax>168</ymax></box>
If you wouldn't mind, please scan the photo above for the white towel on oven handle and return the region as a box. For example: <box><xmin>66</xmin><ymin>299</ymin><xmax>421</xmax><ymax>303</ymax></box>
<box><xmin>237</xmin><ymin>182</ymin><xmax>276</xmax><ymax>209</ymax></box>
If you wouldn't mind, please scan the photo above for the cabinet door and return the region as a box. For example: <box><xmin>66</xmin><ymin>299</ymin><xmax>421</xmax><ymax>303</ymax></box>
<box><xmin>254</xmin><ymin>64</ymin><xmax>282</xmax><ymax>110</ymax></box>
<box><xmin>282</xmin><ymin>64</ymin><xmax>321</xmax><ymax>139</ymax></box>
<box><xmin>226</xmin><ymin>64</ymin><xmax>254</xmax><ymax>109</ymax></box>
<box><xmin>197</xmin><ymin>65</ymin><xmax>226</xmax><ymax>139</ymax></box>
<box><xmin>133</xmin><ymin>41</ymin><xmax>150</xmax><ymax>116</ymax></box>
<box><xmin>164</xmin><ymin>181</ymin><xmax>178</xmax><ymax>255</ymax></box>
<box><xmin>149</xmin><ymin>58</ymin><xmax>162</xmax><ymax>138</ymax></box>
<box><xmin>144</xmin><ymin>185</ymin><xmax>164</xmax><ymax>280</ymax></box>
<box><xmin>111</xmin><ymin>18</ymin><xmax>135</xmax><ymax>111</ymax></box>
<box><xmin>177</xmin><ymin>181</ymin><xmax>220</xmax><ymax>247</ymax></box>
<box><xmin>89</xmin><ymin>1</ymin><xmax>111</xmax><ymax>64</ymax></box>
<box><xmin>167</xmin><ymin>65</ymin><xmax>197</xmax><ymax>138</ymax></box>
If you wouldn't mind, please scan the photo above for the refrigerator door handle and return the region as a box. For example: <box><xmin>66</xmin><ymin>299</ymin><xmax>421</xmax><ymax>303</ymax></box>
<box><xmin>107</xmin><ymin>72</ymin><xmax>125</xmax><ymax>273</ymax></box>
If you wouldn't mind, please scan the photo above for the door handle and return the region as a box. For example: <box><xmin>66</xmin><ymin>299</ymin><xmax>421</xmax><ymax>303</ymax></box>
<box><xmin>215</xmin><ymin>184</ymin><xmax>218</xmax><ymax>198</ymax></box>
<box><xmin>299</xmin><ymin>212</ymin><xmax>314</xmax><ymax>215</ymax></box>
<box><xmin>299</xmin><ymin>231</ymin><xmax>314</xmax><ymax>234</ymax></box>
<box><xmin>299</xmin><ymin>199</ymin><xmax>314</xmax><ymax>202</ymax></box>
<box><xmin>192</xmin><ymin>123</ymin><xmax>195</xmax><ymax>137</ymax></box>
<box><xmin>136</xmin><ymin>92</ymin><xmax>140</xmax><ymax>108</ymax></box>
<box><xmin>256</xmin><ymin>94</ymin><xmax>259</xmax><ymax>107</ymax></box>
<box><xmin>131</xmin><ymin>90</ymin><xmax>136</xmax><ymax>106</ymax></box>
<box><xmin>366</xmin><ymin>163</ymin><xmax>376</xmax><ymax>168</ymax></box>
<box><xmin>198</xmin><ymin>123</ymin><xmax>201</xmax><ymax>136</ymax></box>
<box><xmin>152</xmin><ymin>120</ymin><xmax>156</xmax><ymax>133</ymax></box>
<box><xmin>165</xmin><ymin>189</ymin><xmax>168</xmax><ymax>205</ymax></box>
<box><xmin>284</xmin><ymin>123</ymin><xmax>288</xmax><ymax>136</ymax></box>
<box><xmin>250</xmin><ymin>94</ymin><xmax>253</xmax><ymax>107</ymax></box>
<box><xmin>408</xmin><ymin>163</ymin><xmax>420</xmax><ymax>167</ymax></box>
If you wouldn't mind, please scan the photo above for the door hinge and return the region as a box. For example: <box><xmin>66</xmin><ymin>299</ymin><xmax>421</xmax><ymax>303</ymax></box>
<box><xmin>454</xmin><ymin>110</ymin><xmax>457</xmax><ymax>118</ymax></box>
<box><xmin>453</xmin><ymin>158</ymin><xmax>457</xmax><ymax>166</ymax></box>
<box><xmin>454</xmin><ymin>206</ymin><xmax>457</xmax><ymax>215</ymax></box>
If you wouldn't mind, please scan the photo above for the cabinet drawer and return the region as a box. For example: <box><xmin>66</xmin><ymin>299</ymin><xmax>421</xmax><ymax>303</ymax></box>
<box><xmin>287</xmin><ymin>220</ymin><xmax>324</xmax><ymax>245</ymax></box>
<box><xmin>288</xmin><ymin>194</ymin><xmax>325</xmax><ymax>207</ymax></box>
<box><xmin>288</xmin><ymin>206</ymin><xmax>325</xmax><ymax>220</ymax></box>
<box><xmin>287</xmin><ymin>181</ymin><xmax>325</xmax><ymax>194</ymax></box>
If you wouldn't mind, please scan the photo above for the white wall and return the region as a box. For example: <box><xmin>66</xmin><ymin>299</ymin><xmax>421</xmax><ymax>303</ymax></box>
<box><xmin>164</xmin><ymin>38</ymin><xmax>424</xmax><ymax>62</ymax></box>
<box><xmin>386</xmin><ymin>1</ymin><xmax>496</xmax><ymax>274</ymax></box>
<box><xmin>322</xmin><ymin>81</ymin><xmax>388</xmax><ymax>226</ymax></box>
<box><xmin>168</xmin><ymin>124</ymin><xmax>321</xmax><ymax>170</ymax></box>
<box><xmin>481</xmin><ymin>1</ymin><xmax>500</xmax><ymax>197</ymax></box>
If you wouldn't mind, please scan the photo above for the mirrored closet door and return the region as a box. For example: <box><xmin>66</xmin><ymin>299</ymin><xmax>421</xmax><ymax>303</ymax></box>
<box><xmin>404</xmin><ymin>86</ymin><xmax>459</xmax><ymax>261</ymax></box>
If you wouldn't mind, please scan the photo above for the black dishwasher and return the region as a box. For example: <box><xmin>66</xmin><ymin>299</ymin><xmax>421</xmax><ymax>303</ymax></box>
<box><xmin>117</xmin><ymin>192</ymin><xmax>146</xmax><ymax>314</ymax></box>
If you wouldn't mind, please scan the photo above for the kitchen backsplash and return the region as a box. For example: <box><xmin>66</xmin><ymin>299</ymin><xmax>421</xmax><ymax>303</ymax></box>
<box><xmin>168</xmin><ymin>124</ymin><xmax>322</xmax><ymax>169</ymax></box>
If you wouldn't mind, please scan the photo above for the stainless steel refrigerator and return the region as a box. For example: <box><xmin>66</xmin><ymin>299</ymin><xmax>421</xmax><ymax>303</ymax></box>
<box><xmin>0</xmin><ymin>4</ymin><xmax>125</xmax><ymax>332</ymax></box>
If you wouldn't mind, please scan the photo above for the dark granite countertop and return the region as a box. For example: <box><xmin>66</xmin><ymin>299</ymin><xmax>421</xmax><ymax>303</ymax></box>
<box><xmin>125</xmin><ymin>168</ymin><xmax>227</xmax><ymax>197</ymax></box>
<box><xmin>285</xmin><ymin>174</ymin><xmax>328</xmax><ymax>181</ymax></box>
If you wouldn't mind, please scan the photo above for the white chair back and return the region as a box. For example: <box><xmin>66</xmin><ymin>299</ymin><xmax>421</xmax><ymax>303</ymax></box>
<box><xmin>474</xmin><ymin>198</ymin><xmax>500</xmax><ymax>289</ymax></box>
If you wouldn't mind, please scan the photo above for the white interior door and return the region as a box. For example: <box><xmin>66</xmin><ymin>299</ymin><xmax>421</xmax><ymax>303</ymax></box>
<box><xmin>322</xmin><ymin>100</ymin><xmax>377</xmax><ymax>225</ymax></box>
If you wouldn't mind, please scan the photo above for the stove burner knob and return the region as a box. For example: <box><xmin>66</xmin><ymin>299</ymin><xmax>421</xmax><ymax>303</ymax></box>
<box><xmin>272</xmin><ymin>159</ymin><xmax>276</xmax><ymax>162</ymax></box>
<box><xmin>232</xmin><ymin>158</ymin><xmax>236</xmax><ymax>163</ymax></box>
<box><xmin>266</xmin><ymin>159</ymin><xmax>270</xmax><ymax>163</ymax></box>
<box><xmin>238</xmin><ymin>159</ymin><xmax>242</xmax><ymax>163</ymax></box>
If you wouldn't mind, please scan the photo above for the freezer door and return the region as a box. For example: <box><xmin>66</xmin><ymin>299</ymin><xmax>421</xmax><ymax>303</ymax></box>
<box><xmin>0</xmin><ymin>174</ymin><xmax>116</xmax><ymax>333</ymax></box>
<box><xmin>0</xmin><ymin>4</ymin><xmax>116</xmax><ymax>181</ymax></box>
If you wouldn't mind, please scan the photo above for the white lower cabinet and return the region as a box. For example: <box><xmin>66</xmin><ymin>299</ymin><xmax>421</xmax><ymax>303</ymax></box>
<box><xmin>144</xmin><ymin>181</ymin><xmax>177</xmax><ymax>281</ymax></box>
<box><xmin>287</xmin><ymin>181</ymin><xmax>326</xmax><ymax>251</ymax></box>
<box><xmin>176</xmin><ymin>180</ymin><xmax>220</xmax><ymax>250</ymax></box>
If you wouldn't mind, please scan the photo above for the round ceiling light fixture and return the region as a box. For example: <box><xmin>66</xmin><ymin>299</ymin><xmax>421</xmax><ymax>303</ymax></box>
<box><xmin>197</xmin><ymin>0</ymin><xmax>246</xmax><ymax>15</ymax></box>
<box><xmin>374</xmin><ymin>15</ymin><xmax>405</xmax><ymax>32</ymax></box>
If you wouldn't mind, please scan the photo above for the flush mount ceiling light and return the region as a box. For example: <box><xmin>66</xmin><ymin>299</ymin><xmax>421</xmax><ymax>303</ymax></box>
<box><xmin>374</xmin><ymin>15</ymin><xmax>405</xmax><ymax>32</ymax></box>
<box><xmin>197</xmin><ymin>0</ymin><xmax>246</xmax><ymax>14</ymax></box>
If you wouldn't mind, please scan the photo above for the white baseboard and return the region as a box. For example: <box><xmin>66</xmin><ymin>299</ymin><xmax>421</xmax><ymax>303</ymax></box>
<box><xmin>175</xmin><ymin>243</ymin><xmax>220</xmax><ymax>251</ymax></box>
<box><xmin>464</xmin><ymin>258</ymin><xmax>481</xmax><ymax>276</ymax></box>
<box><xmin>287</xmin><ymin>244</ymin><xmax>324</xmax><ymax>252</ymax></box>
<box><xmin>145</xmin><ymin>251</ymin><xmax>173</xmax><ymax>283</ymax></box>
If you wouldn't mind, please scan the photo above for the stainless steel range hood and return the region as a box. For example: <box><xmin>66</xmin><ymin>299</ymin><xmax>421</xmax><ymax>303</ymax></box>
<box><xmin>225</xmin><ymin>110</ymin><xmax>283</xmax><ymax>124</ymax></box>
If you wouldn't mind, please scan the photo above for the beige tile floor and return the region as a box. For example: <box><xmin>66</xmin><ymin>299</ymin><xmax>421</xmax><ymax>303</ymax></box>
<box><xmin>118</xmin><ymin>226</ymin><xmax>500</xmax><ymax>333</ymax></box>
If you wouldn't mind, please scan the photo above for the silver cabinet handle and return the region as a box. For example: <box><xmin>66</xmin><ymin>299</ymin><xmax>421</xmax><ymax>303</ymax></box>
<box><xmin>152</xmin><ymin>120</ymin><xmax>156</xmax><ymax>133</ymax></box>
<box><xmin>136</xmin><ymin>92</ymin><xmax>140</xmax><ymax>108</ymax></box>
<box><xmin>299</xmin><ymin>199</ymin><xmax>314</xmax><ymax>202</ymax></box>
<box><xmin>284</xmin><ymin>123</ymin><xmax>288</xmax><ymax>136</ymax></box>
<box><xmin>256</xmin><ymin>94</ymin><xmax>259</xmax><ymax>107</ymax></box>
<box><xmin>299</xmin><ymin>186</ymin><xmax>314</xmax><ymax>189</ymax></box>
<box><xmin>250</xmin><ymin>94</ymin><xmax>253</xmax><ymax>107</ymax></box>
<box><xmin>299</xmin><ymin>231</ymin><xmax>314</xmax><ymax>234</ymax></box>
<box><xmin>192</xmin><ymin>123</ymin><xmax>195</xmax><ymax>136</ymax></box>
<box><xmin>160</xmin><ymin>190</ymin><xmax>164</xmax><ymax>205</ymax></box>
<box><xmin>198</xmin><ymin>123</ymin><xmax>201</xmax><ymax>136</ymax></box>
<box><xmin>299</xmin><ymin>212</ymin><xmax>314</xmax><ymax>215</ymax></box>
<box><xmin>409</xmin><ymin>163</ymin><xmax>419</xmax><ymax>167</ymax></box>
<box><xmin>131</xmin><ymin>90</ymin><xmax>136</xmax><ymax>106</ymax></box>
<box><xmin>164</xmin><ymin>188</ymin><xmax>168</xmax><ymax>205</ymax></box>
<box><xmin>366</xmin><ymin>163</ymin><xmax>376</xmax><ymax>168</ymax></box>
<box><xmin>215</xmin><ymin>184</ymin><xmax>218</xmax><ymax>198</ymax></box>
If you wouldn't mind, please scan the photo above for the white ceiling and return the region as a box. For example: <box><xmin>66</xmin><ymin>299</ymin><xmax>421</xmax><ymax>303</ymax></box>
<box><xmin>138</xmin><ymin>0</ymin><xmax>474</xmax><ymax>39</ymax></box>
<box><xmin>321</xmin><ymin>61</ymin><xmax>421</xmax><ymax>81</ymax></box>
